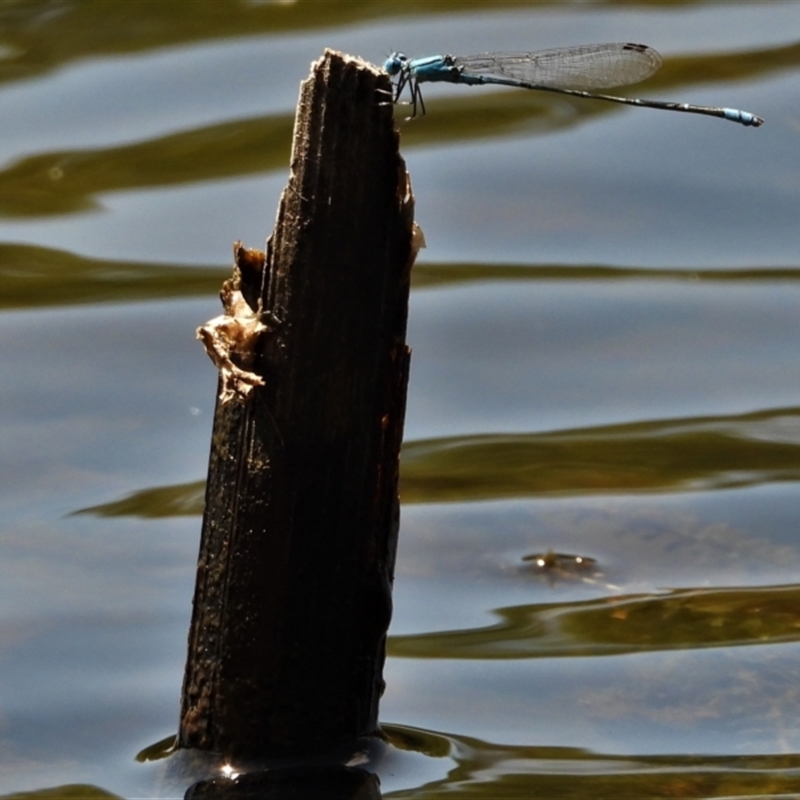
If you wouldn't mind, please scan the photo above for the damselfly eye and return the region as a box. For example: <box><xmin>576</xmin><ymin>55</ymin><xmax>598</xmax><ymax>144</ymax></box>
<box><xmin>383</xmin><ymin>53</ymin><xmax>407</xmax><ymax>76</ymax></box>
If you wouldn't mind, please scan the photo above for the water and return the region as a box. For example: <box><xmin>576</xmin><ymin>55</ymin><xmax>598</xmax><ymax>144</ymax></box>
<box><xmin>1</xmin><ymin>2</ymin><xmax>800</xmax><ymax>797</ymax></box>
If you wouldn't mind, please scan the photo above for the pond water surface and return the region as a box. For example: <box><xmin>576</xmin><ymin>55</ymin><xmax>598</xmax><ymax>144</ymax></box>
<box><xmin>2</xmin><ymin>2</ymin><xmax>800</xmax><ymax>798</ymax></box>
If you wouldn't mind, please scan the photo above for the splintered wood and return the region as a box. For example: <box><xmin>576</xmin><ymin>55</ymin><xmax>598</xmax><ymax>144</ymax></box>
<box><xmin>196</xmin><ymin>244</ymin><xmax>274</xmax><ymax>404</ymax></box>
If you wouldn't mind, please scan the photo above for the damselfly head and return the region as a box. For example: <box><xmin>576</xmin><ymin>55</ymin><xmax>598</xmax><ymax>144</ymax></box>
<box><xmin>384</xmin><ymin>53</ymin><xmax>409</xmax><ymax>75</ymax></box>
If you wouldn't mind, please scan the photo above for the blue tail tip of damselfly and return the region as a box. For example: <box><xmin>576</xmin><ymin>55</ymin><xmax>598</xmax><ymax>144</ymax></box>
<box><xmin>724</xmin><ymin>108</ymin><xmax>764</xmax><ymax>127</ymax></box>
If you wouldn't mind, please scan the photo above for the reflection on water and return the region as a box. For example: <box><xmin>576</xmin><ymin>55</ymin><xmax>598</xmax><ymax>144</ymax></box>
<box><xmin>1</xmin><ymin>2</ymin><xmax>799</xmax><ymax>798</ymax></box>
<box><xmin>384</xmin><ymin>724</ymin><xmax>800</xmax><ymax>799</ymax></box>
<box><xmin>389</xmin><ymin>584</ymin><xmax>800</xmax><ymax>659</ymax></box>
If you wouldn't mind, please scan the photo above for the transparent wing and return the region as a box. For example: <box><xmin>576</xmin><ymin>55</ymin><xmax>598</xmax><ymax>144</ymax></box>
<box><xmin>453</xmin><ymin>43</ymin><xmax>663</xmax><ymax>90</ymax></box>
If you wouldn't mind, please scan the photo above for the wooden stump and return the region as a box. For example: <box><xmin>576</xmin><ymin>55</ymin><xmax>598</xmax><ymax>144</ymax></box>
<box><xmin>179</xmin><ymin>49</ymin><xmax>419</xmax><ymax>759</ymax></box>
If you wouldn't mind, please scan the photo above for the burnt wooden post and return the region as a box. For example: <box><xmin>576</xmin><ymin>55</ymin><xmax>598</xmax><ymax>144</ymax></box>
<box><xmin>179</xmin><ymin>49</ymin><xmax>418</xmax><ymax>759</ymax></box>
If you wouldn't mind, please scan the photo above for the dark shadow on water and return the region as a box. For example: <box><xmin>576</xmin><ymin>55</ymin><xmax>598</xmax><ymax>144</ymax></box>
<box><xmin>387</xmin><ymin>583</ymin><xmax>800</xmax><ymax>659</ymax></box>
<box><xmin>411</xmin><ymin>261</ymin><xmax>800</xmax><ymax>291</ymax></box>
<box><xmin>2</xmin><ymin>2</ymin><xmax>794</xmax><ymax>92</ymax></box>
<box><xmin>4</xmin><ymin>242</ymin><xmax>799</xmax><ymax>313</ymax></box>
<box><xmin>0</xmin><ymin>243</ymin><xmax>225</xmax><ymax>311</ymax></box>
<box><xmin>383</xmin><ymin>725</ymin><xmax>800</xmax><ymax>799</ymax></box>
<box><xmin>74</xmin><ymin>405</ymin><xmax>800</xmax><ymax>517</ymax></box>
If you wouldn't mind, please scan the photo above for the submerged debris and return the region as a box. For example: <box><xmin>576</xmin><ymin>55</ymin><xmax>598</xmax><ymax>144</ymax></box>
<box><xmin>523</xmin><ymin>550</ymin><xmax>596</xmax><ymax>572</ymax></box>
<box><xmin>522</xmin><ymin>549</ymin><xmax>603</xmax><ymax>586</ymax></box>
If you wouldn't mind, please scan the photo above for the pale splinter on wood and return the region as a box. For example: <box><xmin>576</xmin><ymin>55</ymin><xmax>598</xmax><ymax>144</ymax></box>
<box><xmin>197</xmin><ymin>243</ymin><xmax>275</xmax><ymax>404</ymax></box>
